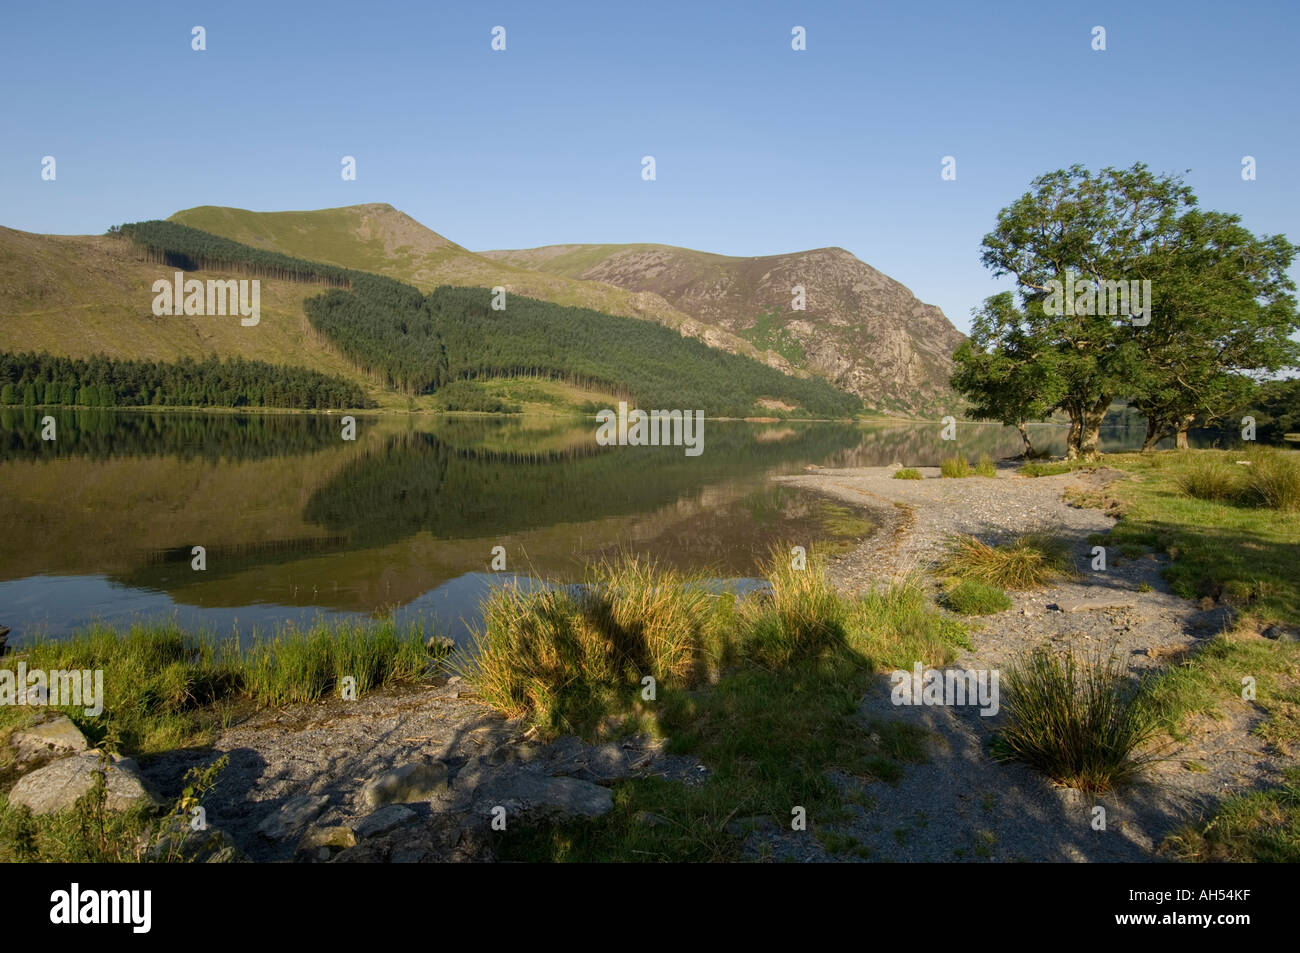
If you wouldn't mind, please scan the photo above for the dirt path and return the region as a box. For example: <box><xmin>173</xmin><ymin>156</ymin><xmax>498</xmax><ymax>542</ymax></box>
<box><xmin>757</xmin><ymin>463</ymin><xmax>1287</xmax><ymax>862</ymax></box>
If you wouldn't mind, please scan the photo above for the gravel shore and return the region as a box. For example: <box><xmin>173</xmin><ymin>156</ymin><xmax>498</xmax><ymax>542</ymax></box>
<box><xmin>758</xmin><ymin>462</ymin><xmax>1287</xmax><ymax>862</ymax></box>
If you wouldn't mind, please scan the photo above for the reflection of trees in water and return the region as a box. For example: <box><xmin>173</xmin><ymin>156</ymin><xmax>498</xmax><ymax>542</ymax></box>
<box><xmin>826</xmin><ymin>422</ymin><xmax>1158</xmax><ymax>469</ymax></box>
<box><xmin>0</xmin><ymin>408</ymin><xmax>341</xmax><ymax>461</ymax></box>
<box><xmin>302</xmin><ymin>423</ymin><xmax>864</xmax><ymax>547</ymax></box>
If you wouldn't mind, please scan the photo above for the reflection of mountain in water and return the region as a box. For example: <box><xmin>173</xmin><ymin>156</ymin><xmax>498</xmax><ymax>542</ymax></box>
<box><xmin>301</xmin><ymin>421</ymin><xmax>864</xmax><ymax>547</ymax></box>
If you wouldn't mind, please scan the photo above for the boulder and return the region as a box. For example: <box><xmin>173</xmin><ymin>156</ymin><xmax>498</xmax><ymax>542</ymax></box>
<box><xmin>10</xmin><ymin>714</ymin><xmax>88</xmax><ymax>762</ymax></box>
<box><xmin>353</xmin><ymin>804</ymin><xmax>417</xmax><ymax>839</ymax></box>
<box><xmin>470</xmin><ymin>772</ymin><xmax>613</xmax><ymax>823</ymax></box>
<box><xmin>256</xmin><ymin>794</ymin><xmax>329</xmax><ymax>840</ymax></box>
<box><xmin>8</xmin><ymin>751</ymin><xmax>159</xmax><ymax>815</ymax></box>
<box><xmin>361</xmin><ymin>761</ymin><xmax>449</xmax><ymax>809</ymax></box>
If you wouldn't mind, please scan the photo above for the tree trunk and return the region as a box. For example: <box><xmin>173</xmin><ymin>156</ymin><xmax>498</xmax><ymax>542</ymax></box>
<box><xmin>1175</xmin><ymin>413</ymin><xmax>1196</xmax><ymax>450</ymax></box>
<box><xmin>1141</xmin><ymin>415</ymin><xmax>1165</xmax><ymax>452</ymax></box>
<box><xmin>1016</xmin><ymin>421</ymin><xmax>1035</xmax><ymax>457</ymax></box>
<box><xmin>1077</xmin><ymin>395</ymin><xmax>1112</xmax><ymax>460</ymax></box>
<box><xmin>1065</xmin><ymin>405</ymin><xmax>1083</xmax><ymax>460</ymax></box>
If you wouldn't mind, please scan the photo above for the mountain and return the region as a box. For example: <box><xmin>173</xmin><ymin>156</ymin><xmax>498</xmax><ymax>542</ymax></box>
<box><xmin>481</xmin><ymin>243</ymin><xmax>966</xmax><ymax>415</ymax></box>
<box><xmin>167</xmin><ymin>204</ymin><xmax>777</xmax><ymax>368</ymax></box>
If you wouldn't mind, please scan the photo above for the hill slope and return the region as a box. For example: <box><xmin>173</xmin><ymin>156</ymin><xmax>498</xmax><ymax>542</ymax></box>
<box><xmin>167</xmin><ymin>204</ymin><xmax>775</xmax><ymax>367</ymax></box>
<box><xmin>0</xmin><ymin>226</ymin><xmax>383</xmax><ymax>397</ymax></box>
<box><xmin>481</xmin><ymin>243</ymin><xmax>966</xmax><ymax>415</ymax></box>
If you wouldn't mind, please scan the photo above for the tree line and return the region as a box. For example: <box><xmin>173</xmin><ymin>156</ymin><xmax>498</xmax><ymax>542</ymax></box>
<box><xmin>953</xmin><ymin>163</ymin><xmax>1299</xmax><ymax>458</ymax></box>
<box><xmin>0</xmin><ymin>352</ymin><xmax>373</xmax><ymax>410</ymax></box>
<box><xmin>114</xmin><ymin>220</ymin><xmax>353</xmax><ymax>287</ymax></box>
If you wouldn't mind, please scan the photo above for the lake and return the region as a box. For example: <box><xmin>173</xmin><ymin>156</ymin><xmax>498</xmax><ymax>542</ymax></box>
<box><xmin>0</xmin><ymin>409</ymin><xmax>1195</xmax><ymax>646</ymax></box>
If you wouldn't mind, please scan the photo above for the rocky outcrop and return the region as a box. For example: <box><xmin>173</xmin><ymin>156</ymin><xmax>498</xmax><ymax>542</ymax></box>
<box><xmin>483</xmin><ymin>243</ymin><xmax>967</xmax><ymax>416</ymax></box>
<box><xmin>8</xmin><ymin>750</ymin><xmax>159</xmax><ymax>815</ymax></box>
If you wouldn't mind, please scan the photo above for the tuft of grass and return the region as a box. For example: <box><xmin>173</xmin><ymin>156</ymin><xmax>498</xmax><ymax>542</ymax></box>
<box><xmin>1176</xmin><ymin>458</ymin><xmax>1244</xmax><ymax>502</ymax></box>
<box><xmin>941</xmin><ymin>578</ymin><xmax>1012</xmax><ymax>616</ymax></box>
<box><xmin>936</xmin><ymin>533</ymin><xmax>1074</xmax><ymax>590</ymax></box>
<box><xmin>893</xmin><ymin>467</ymin><xmax>923</xmax><ymax>480</ymax></box>
<box><xmin>743</xmin><ymin>552</ymin><xmax>846</xmax><ymax>668</ymax></box>
<box><xmin>940</xmin><ymin>456</ymin><xmax>974</xmax><ymax>478</ymax></box>
<box><xmin>994</xmin><ymin>646</ymin><xmax>1162</xmax><ymax>793</ymax></box>
<box><xmin>460</xmin><ymin>557</ymin><xmax>730</xmax><ymax>735</ymax></box>
<box><xmin>1242</xmin><ymin>447</ymin><xmax>1300</xmax><ymax>512</ymax></box>
<box><xmin>974</xmin><ymin>454</ymin><xmax>997</xmax><ymax>478</ymax></box>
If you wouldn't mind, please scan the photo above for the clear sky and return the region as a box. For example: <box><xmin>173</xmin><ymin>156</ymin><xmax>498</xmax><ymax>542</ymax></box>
<box><xmin>2</xmin><ymin>0</ymin><xmax>1297</xmax><ymax>333</ymax></box>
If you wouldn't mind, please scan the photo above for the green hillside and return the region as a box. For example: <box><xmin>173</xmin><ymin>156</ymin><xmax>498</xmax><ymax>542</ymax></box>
<box><xmin>166</xmin><ymin>204</ymin><xmax>770</xmax><ymax>362</ymax></box>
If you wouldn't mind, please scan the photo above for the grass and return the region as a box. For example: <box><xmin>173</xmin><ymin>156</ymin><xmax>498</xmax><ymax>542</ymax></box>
<box><xmin>940</xmin><ymin>456</ymin><xmax>974</xmax><ymax>478</ymax></box>
<box><xmin>468</xmin><ymin>552</ymin><xmax>968</xmax><ymax>861</ymax></box>
<box><xmin>1019</xmin><ymin>460</ymin><xmax>1075</xmax><ymax>478</ymax></box>
<box><xmin>1085</xmin><ymin>450</ymin><xmax>1300</xmax><ymax>625</ymax></box>
<box><xmin>0</xmin><ymin>617</ymin><xmax>448</xmax><ymax>761</ymax></box>
<box><xmin>459</xmin><ymin>558</ymin><xmax>731</xmax><ymax>735</ymax></box>
<box><xmin>940</xmin><ymin>578</ymin><xmax>1012</xmax><ymax>616</ymax></box>
<box><xmin>893</xmin><ymin>468</ymin><xmax>922</xmax><ymax>480</ymax></box>
<box><xmin>1162</xmin><ymin>768</ymin><xmax>1300</xmax><ymax>862</ymax></box>
<box><xmin>936</xmin><ymin>533</ymin><xmax>1074</xmax><ymax>590</ymax></box>
<box><xmin>1242</xmin><ymin>447</ymin><xmax>1300</xmax><ymax>511</ymax></box>
<box><xmin>994</xmin><ymin>645</ymin><xmax>1163</xmax><ymax>793</ymax></box>
<box><xmin>1176</xmin><ymin>458</ymin><xmax>1243</xmax><ymax>501</ymax></box>
<box><xmin>974</xmin><ymin>453</ymin><xmax>997</xmax><ymax>478</ymax></box>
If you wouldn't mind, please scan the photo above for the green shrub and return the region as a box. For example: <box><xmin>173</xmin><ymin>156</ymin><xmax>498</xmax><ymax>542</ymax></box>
<box><xmin>940</xmin><ymin>456</ymin><xmax>974</xmax><ymax>478</ymax></box>
<box><xmin>974</xmin><ymin>454</ymin><xmax>997</xmax><ymax>478</ymax></box>
<box><xmin>995</xmin><ymin>646</ymin><xmax>1161</xmax><ymax>793</ymax></box>
<box><xmin>941</xmin><ymin>578</ymin><xmax>1012</xmax><ymax>615</ymax></box>
<box><xmin>893</xmin><ymin>468</ymin><xmax>923</xmax><ymax>480</ymax></box>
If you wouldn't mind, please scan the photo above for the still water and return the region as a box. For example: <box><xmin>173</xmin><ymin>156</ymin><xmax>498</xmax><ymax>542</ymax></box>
<box><xmin>0</xmin><ymin>410</ymin><xmax>1180</xmax><ymax>646</ymax></box>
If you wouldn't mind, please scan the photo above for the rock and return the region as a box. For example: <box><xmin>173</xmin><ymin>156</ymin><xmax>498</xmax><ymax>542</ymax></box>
<box><xmin>1186</xmin><ymin>606</ymin><xmax>1236</xmax><ymax>635</ymax></box>
<box><xmin>361</xmin><ymin>761</ymin><xmax>449</xmax><ymax>809</ymax></box>
<box><xmin>298</xmin><ymin>825</ymin><xmax>357</xmax><ymax>851</ymax></box>
<box><xmin>256</xmin><ymin>794</ymin><xmax>329</xmax><ymax>840</ymax></box>
<box><xmin>391</xmin><ymin>849</ymin><xmax>427</xmax><ymax>863</ymax></box>
<box><xmin>7</xmin><ymin>751</ymin><xmax>159</xmax><ymax>815</ymax></box>
<box><xmin>353</xmin><ymin>805</ymin><xmax>417</xmax><ymax>839</ymax></box>
<box><xmin>425</xmin><ymin>635</ymin><xmax>456</xmax><ymax>655</ymax></box>
<box><xmin>1047</xmin><ymin>599</ymin><xmax>1136</xmax><ymax>613</ymax></box>
<box><xmin>205</xmin><ymin>846</ymin><xmax>245</xmax><ymax>863</ymax></box>
<box><xmin>10</xmin><ymin>714</ymin><xmax>88</xmax><ymax>762</ymax></box>
<box><xmin>470</xmin><ymin>773</ymin><xmax>613</xmax><ymax>822</ymax></box>
<box><xmin>1261</xmin><ymin>624</ymin><xmax>1300</xmax><ymax>643</ymax></box>
<box><xmin>583</xmin><ymin>743</ymin><xmax>635</xmax><ymax>782</ymax></box>
<box><xmin>147</xmin><ymin>814</ymin><xmax>244</xmax><ymax>863</ymax></box>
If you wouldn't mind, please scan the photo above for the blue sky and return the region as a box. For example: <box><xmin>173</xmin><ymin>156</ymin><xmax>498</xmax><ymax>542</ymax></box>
<box><xmin>2</xmin><ymin>0</ymin><xmax>1297</xmax><ymax>333</ymax></box>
